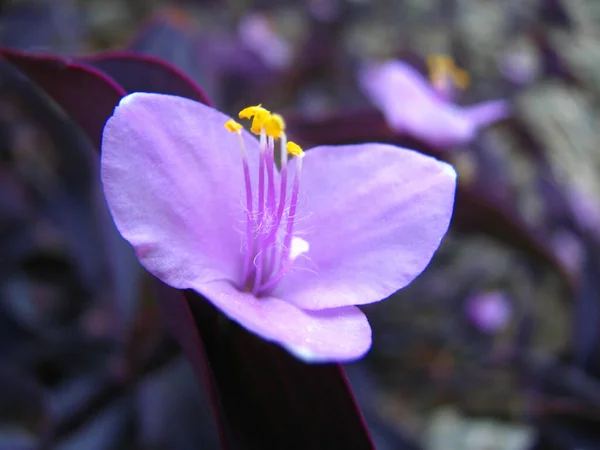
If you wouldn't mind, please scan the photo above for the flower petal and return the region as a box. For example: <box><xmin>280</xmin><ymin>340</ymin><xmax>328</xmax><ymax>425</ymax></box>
<box><xmin>191</xmin><ymin>280</ymin><xmax>372</xmax><ymax>363</ymax></box>
<box><xmin>275</xmin><ymin>143</ymin><xmax>456</xmax><ymax>310</ymax></box>
<box><xmin>358</xmin><ymin>60</ymin><xmax>506</xmax><ymax>148</ymax></box>
<box><xmin>462</xmin><ymin>99</ymin><xmax>512</xmax><ymax>128</ymax></box>
<box><xmin>101</xmin><ymin>93</ymin><xmax>263</xmax><ymax>288</ymax></box>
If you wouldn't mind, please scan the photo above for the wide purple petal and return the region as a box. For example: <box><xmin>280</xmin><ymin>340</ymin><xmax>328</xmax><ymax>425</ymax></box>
<box><xmin>101</xmin><ymin>93</ymin><xmax>263</xmax><ymax>288</ymax></box>
<box><xmin>191</xmin><ymin>279</ymin><xmax>372</xmax><ymax>363</ymax></box>
<box><xmin>274</xmin><ymin>143</ymin><xmax>456</xmax><ymax>310</ymax></box>
<box><xmin>358</xmin><ymin>60</ymin><xmax>506</xmax><ymax>148</ymax></box>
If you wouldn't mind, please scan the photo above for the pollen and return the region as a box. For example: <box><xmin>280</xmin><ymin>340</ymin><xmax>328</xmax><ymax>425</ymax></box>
<box><xmin>238</xmin><ymin>104</ymin><xmax>267</xmax><ymax>119</ymax></box>
<box><xmin>239</xmin><ymin>104</ymin><xmax>272</xmax><ymax>135</ymax></box>
<box><xmin>427</xmin><ymin>54</ymin><xmax>470</xmax><ymax>90</ymax></box>
<box><xmin>286</xmin><ymin>141</ymin><xmax>304</xmax><ymax>158</ymax></box>
<box><xmin>264</xmin><ymin>113</ymin><xmax>285</xmax><ymax>138</ymax></box>
<box><xmin>224</xmin><ymin>119</ymin><xmax>243</xmax><ymax>133</ymax></box>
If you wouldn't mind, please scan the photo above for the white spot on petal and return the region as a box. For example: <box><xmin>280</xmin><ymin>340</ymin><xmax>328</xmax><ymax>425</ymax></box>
<box><xmin>441</xmin><ymin>160</ymin><xmax>458</xmax><ymax>180</ymax></box>
<box><xmin>289</xmin><ymin>236</ymin><xmax>309</xmax><ymax>261</ymax></box>
<box><xmin>287</xmin><ymin>345</ymin><xmax>315</xmax><ymax>361</ymax></box>
<box><xmin>118</xmin><ymin>93</ymin><xmax>140</xmax><ymax>107</ymax></box>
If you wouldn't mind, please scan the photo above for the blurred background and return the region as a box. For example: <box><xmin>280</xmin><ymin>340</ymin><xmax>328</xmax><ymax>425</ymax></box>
<box><xmin>0</xmin><ymin>0</ymin><xmax>598</xmax><ymax>449</ymax></box>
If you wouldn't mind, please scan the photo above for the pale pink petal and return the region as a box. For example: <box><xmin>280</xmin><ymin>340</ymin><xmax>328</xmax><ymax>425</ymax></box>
<box><xmin>358</xmin><ymin>60</ymin><xmax>509</xmax><ymax>148</ymax></box>
<box><xmin>274</xmin><ymin>143</ymin><xmax>456</xmax><ymax>310</ymax></box>
<box><xmin>192</xmin><ymin>279</ymin><xmax>372</xmax><ymax>363</ymax></box>
<box><xmin>101</xmin><ymin>93</ymin><xmax>265</xmax><ymax>288</ymax></box>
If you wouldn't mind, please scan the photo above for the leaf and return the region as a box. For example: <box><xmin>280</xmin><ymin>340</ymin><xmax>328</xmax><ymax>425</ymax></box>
<box><xmin>79</xmin><ymin>51</ymin><xmax>210</xmax><ymax>105</ymax></box>
<box><xmin>0</xmin><ymin>55</ymin><xmax>117</xmax><ymax>300</ymax></box>
<box><xmin>538</xmin><ymin>0</ymin><xmax>572</xmax><ymax>29</ymax></box>
<box><xmin>151</xmin><ymin>280</ymin><xmax>227</xmax><ymax>448</ymax></box>
<box><xmin>184</xmin><ymin>290</ymin><xmax>375</xmax><ymax>450</ymax></box>
<box><xmin>0</xmin><ymin>47</ymin><xmax>125</xmax><ymax>150</ymax></box>
<box><xmin>127</xmin><ymin>7</ymin><xmax>219</xmax><ymax>102</ymax></box>
<box><xmin>0</xmin><ymin>360</ymin><xmax>46</xmax><ymax>434</ymax></box>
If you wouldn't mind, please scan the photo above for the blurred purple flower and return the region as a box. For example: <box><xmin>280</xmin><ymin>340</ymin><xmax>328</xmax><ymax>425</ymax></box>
<box><xmin>238</xmin><ymin>12</ymin><xmax>292</xmax><ymax>71</ymax></box>
<box><xmin>307</xmin><ymin>0</ymin><xmax>341</xmax><ymax>22</ymax></box>
<box><xmin>498</xmin><ymin>51</ymin><xmax>539</xmax><ymax>86</ymax></box>
<box><xmin>358</xmin><ymin>59</ymin><xmax>511</xmax><ymax>149</ymax></box>
<box><xmin>100</xmin><ymin>93</ymin><xmax>456</xmax><ymax>362</ymax></box>
<box><xmin>567</xmin><ymin>186</ymin><xmax>600</xmax><ymax>241</ymax></box>
<box><xmin>465</xmin><ymin>290</ymin><xmax>512</xmax><ymax>334</ymax></box>
<box><xmin>552</xmin><ymin>230</ymin><xmax>584</xmax><ymax>278</ymax></box>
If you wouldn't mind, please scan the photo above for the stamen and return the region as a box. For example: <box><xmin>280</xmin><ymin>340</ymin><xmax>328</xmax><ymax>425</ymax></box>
<box><xmin>266</xmin><ymin>136</ymin><xmax>276</xmax><ymax>213</ymax></box>
<box><xmin>238</xmin><ymin>104</ymin><xmax>264</xmax><ymax>119</ymax></box>
<box><xmin>252</xmin><ymin>129</ymin><xmax>268</xmax><ymax>293</ymax></box>
<box><xmin>426</xmin><ymin>54</ymin><xmax>470</xmax><ymax>92</ymax></box>
<box><xmin>251</xmin><ymin>110</ymin><xmax>271</xmax><ymax>135</ymax></box>
<box><xmin>286</xmin><ymin>141</ymin><xmax>304</xmax><ymax>158</ymax></box>
<box><xmin>256</xmin><ymin>237</ymin><xmax>309</xmax><ymax>294</ymax></box>
<box><xmin>230</xmin><ymin>107</ymin><xmax>308</xmax><ymax>295</ymax></box>
<box><xmin>272</xmin><ymin>132</ymin><xmax>288</xmax><ymax>239</ymax></box>
<box><xmin>264</xmin><ymin>114</ymin><xmax>285</xmax><ymax>139</ymax></box>
<box><xmin>224</xmin><ymin>119</ymin><xmax>243</xmax><ymax>133</ymax></box>
<box><xmin>225</xmin><ymin>117</ymin><xmax>254</xmax><ymax>284</ymax></box>
<box><xmin>279</xmin><ymin>141</ymin><xmax>304</xmax><ymax>265</ymax></box>
<box><xmin>263</xmin><ymin>132</ymin><xmax>288</xmax><ymax>279</ymax></box>
<box><xmin>259</xmin><ymin>146</ymin><xmax>304</xmax><ymax>294</ymax></box>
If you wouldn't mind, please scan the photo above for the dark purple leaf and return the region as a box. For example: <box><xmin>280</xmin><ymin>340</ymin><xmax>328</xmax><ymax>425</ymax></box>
<box><xmin>525</xmin><ymin>357</ymin><xmax>600</xmax><ymax>450</ymax></box>
<box><xmin>127</xmin><ymin>7</ymin><xmax>219</xmax><ymax>102</ymax></box>
<box><xmin>344</xmin><ymin>364</ymin><xmax>422</xmax><ymax>450</ymax></box>
<box><xmin>135</xmin><ymin>356</ymin><xmax>221</xmax><ymax>450</ymax></box>
<box><xmin>184</xmin><ymin>290</ymin><xmax>374</xmax><ymax>450</ymax></box>
<box><xmin>529</xmin><ymin>27</ymin><xmax>581</xmax><ymax>86</ymax></box>
<box><xmin>79</xmin><ymin>51</ymin><xmax>210</xmax><ymax>105</ymax></box>
<box><xmin>127</xmin><ymin>7</ymin><xmax>272</xmax><ymax>108</ymax></box>
<box><xmin>151</xmin><ymin>280</ymin><xmax>227</xmax><ymax>448</ymax></box>
<box><xmin>531</xmin><ymin>417</ymin><xmax>600</xmax><ymax>450</ymax></box>
<box><xmin>0</xmin><ymin>55</ymin><xmax>118</xmax><ymax>301</ymax></box>
<box><xmin>0</xmin><ymin>360</ymin><xmax>46</xmax><ymax>433</ymax></box>
<box><xmin>572</xmin><ymin>244</ymin><xmax>600</xmax><ymax>372</ymax></box>
<box><xmin>538</xmin><ymin>0</ymin><xmax>572</xmax><ymax>29</ymax></box>
<box><xmin>0</xmin><ymin>47</ymin><xmax>125</xmax><ymax>150</ymax></box>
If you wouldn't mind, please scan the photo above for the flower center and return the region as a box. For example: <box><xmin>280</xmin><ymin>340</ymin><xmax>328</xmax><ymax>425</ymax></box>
<box><xmin>225</xmin><ymin>106</ymin><xmax>308</xmax><ymax>296</ymax></box>
<box><xmin>426</xmin><ymin>54</ymin><xmax>470</xmax><ymax>98</ymax></box>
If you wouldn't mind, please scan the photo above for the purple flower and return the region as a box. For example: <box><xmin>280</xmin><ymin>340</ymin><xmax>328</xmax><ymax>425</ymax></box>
<box><xmin>358</xmin><ymin>58</ymin><xmax>511</xmax><ymax>149</ymax></box>
<box><xmin>101</xmin><ymin>93</ymin><xmax>456</xmax><ymax>362</ymax></box>
<box><xmin>465</xmin><ymin>290</ymin><xmax>512</xmax><ymax>334</ymax></box>
<box><xmin>238</xmin><ymin>12</ymin><xmax>292</xmax><ymax>71</ymax></box>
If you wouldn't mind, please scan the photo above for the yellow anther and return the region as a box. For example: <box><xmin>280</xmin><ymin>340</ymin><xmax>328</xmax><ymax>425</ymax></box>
<box><xmin>239</xmin><ymin>104</ymin><xmax>267</xmax><ymax>119</ymax></box>
<box><xmin>264</xmin><ymin>113</ymin><xmax>285</xmax><ymax>138</ymax></box>
<box><xmin>250</xmin><ymin>109</ymin><xmax>271</xmax><ymax>135</ymax></box>
<box><xmin>238</xmin><ymin>104</ymin><xmax>272</xmax><ymax>135</ymax></box>
<box><xmin>224</xmin><ymin>119</ymin><xmax>243</xmax><ymax>133</ymax></box>
<box><xmin>452</xmin><ymin>68</ymin><xmax>470</xmax><ymax>90</ymax></box>
<box><xmin>286</xmin><ymin>141</ymin><xmax>304</xmax><ymax>158</ymax></box>
<box><xmin>426</xmin><ymin>54</ymin><xmax>470</xmax><ymax>90</ymax></box>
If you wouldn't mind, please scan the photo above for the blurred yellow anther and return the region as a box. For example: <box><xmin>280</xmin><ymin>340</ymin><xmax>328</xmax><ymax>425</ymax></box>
<box><xmin>224</xmin><ymin>119</ymin><xmax>243</xmax><ymax>133</ymax></box>
<box><xmin>250</xmin><ymin>109</ymin><xmax>271</xmax><ymax>135</ymax></box>
<box><xmin>239</xmin><ymin>104</ymin><xmax>266</xmax><ymax>119</ymax></box>
<box><xmin>426</xmin><ymin>54</ymin><xmax>470</xmax><ymax>90</ymax></box>
<box><xmin>264</xmin><ymin>114</ymin><xmax>285</xmax><ymax>138</ymax></box>
<box><xmin>238</xmin><ymin>105</ymin><xmax>272</xmax><ymax>135</ymax></box>
<box><xmin>286</xmin><ymin>141</ymin><xmax>304</xmax><ymax>158</ymax></box>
